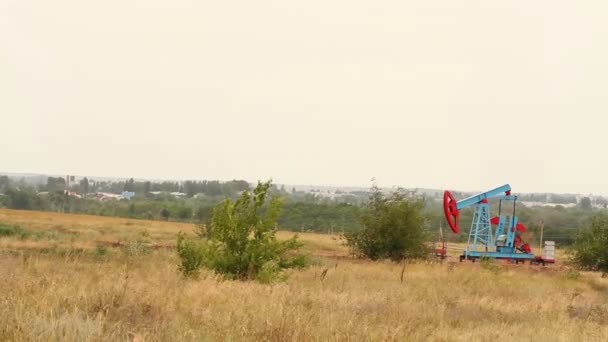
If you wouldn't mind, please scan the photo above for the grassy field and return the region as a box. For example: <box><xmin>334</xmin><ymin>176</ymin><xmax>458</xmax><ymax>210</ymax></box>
<box><xmin>1</xmin><ymin>209</ymin><xmax>607</xmax><ymax>341</ymax></box>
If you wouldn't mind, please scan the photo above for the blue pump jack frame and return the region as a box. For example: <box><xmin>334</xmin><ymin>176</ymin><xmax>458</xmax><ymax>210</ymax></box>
<box><xmin>457</xmin><ymin>185</ymin><xmax>535</xmax><ymax>262</ymax></box>
<box><xmin>455</xmin><ymin>184</ymin><xmax>511</xmax><ymax>210</ymax></box>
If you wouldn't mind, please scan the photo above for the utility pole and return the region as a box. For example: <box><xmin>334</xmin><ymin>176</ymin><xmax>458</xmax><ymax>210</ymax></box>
<box><xmin>539</xmin><ymin>219</ymin><xmax>545</xmax><ymax>251</ymax></box>
<box><xmin>63</xmin><ymin>175</ymin><xmax>69</xmax><ymax>213</ymax></box>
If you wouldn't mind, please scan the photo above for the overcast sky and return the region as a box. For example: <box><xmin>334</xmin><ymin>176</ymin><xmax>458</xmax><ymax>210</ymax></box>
<box><xmin>1</xmin><ymin>1</ymin><xmax>607</xmax><ymax>194</ymax></box>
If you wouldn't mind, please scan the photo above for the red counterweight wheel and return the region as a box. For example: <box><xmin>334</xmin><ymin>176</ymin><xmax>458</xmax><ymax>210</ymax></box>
<box><xmin>443</xmin><ymin>190</ymin><xmax>460</xmax><ymax>234</ymax></box>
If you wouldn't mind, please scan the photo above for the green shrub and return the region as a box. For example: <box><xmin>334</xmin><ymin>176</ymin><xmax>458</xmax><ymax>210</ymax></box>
<box><xmin>0</xmin><ymin>223</ymin><xmax>30</xmax><ymax>239</ymax></box>
<box><xmin>346</xmin><ymin>184</ymin><xmax>429</xmax><ymax>261</ymax></box>
<box><xmin>160</xmin><ymin>208</ymin><xmax>170</xmax><ymax>221</ymax></box>
<box><xmin>176</xmin><ymin>181</ymin><xmax>308</xmax><ymax>282</ymax></box>
<box><xmin>176</xmin><ymin>233</ymin><xmax>208</xmax><ymax>276</ymax></box>
<box><xmin>95</xmin><ymin>245</ymin><xmax>109</xmax><ymax>257</ymax></box>
<box><xmin>572</xmin><ymin>214</ymin><xmax>608</xmax><ymax>275</ymax></box>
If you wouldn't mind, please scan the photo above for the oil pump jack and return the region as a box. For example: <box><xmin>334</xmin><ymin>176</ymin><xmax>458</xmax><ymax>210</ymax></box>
<box><xmin>443</xmin><ymin>184</ymin><xmax>551</xmax><ymax>263</ymax></box>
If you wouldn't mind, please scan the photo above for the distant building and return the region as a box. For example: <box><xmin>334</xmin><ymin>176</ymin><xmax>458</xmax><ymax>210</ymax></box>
<box><xmin>120</xmin><ymin>191</ymin><xmax>135</xmax><ymax>200</ymax></box>
<box><xmin>95</xmin><ymin>192</ymin><xmax>121</xmax><ymax>201</ymax></box>
<box><xmin>64</xmin><ymin>190</ymin><xmax>82</xmax><ymax>199</ymax></box>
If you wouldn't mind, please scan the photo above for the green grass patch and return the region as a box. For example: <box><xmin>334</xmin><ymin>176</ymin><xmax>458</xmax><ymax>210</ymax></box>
<box><xmin>0</xmin><ymin>222</ymin><xmax>30</xmax><ymax>239</ymax></box>
<box><xmin>0</xmin><ymin>222</ymin><xmax>60</xmax><ymax>241</ymax></box>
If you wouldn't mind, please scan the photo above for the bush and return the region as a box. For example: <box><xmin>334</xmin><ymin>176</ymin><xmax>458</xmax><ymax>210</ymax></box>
<box><xmin>0</xmin><ymin>223</ymin><xmax>30</xmax><ymax>239</ymax></box>
<box><xmin>176</xmin><ymin>206</ymin><xmax>193</xmax><ymax>220</ymax></box>
<box><xmin>572</xmin><ymin>214</ymin><xmax>608</xmax><ymax>275</ymax></box>
<box><xmin>4</xmin><ymin>189</ymin><xmax>40</xmax><ymax>210</ymax></box>
<box><xmin>346</xmin><ymin>184</ymin><xmax>429</xmax><ymax>261</ymax></box>
<box><xmin>95</xmin><ymin>245</ymin><xmax>109</xmax><ymax>257</ymax></box>
<box><xmin>160</xmin><ymin>208</ymin><xmax>170</xmax><ymax>221</ymax></box>
<box><xmin>176</xmin><ymin>233</ymin><xmax>208</xmax><ymax>276</ymax></box>
<box><xmin>176</xmin><ymin>181</ymin><xmax>308</xmax><ymax>282</ymax></box>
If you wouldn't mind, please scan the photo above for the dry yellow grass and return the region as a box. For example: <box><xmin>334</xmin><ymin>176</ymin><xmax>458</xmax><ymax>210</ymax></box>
<box><xmin>0</xmin><ymin>209</ymin><xmax>349</xmax><ymax>256</ymax></box>
<box><xmin>0</xmin><ymin>209</ymin><xmax>607</xmax><ymax>341</ymax></box>
<box><xmin>0</xmin><ymin>208</ymin><xmax>195</xmax><ymax>245</ymax></box>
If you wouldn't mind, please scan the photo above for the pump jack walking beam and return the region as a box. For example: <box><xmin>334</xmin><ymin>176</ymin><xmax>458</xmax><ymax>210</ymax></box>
<box><xmin>443</xmin><ymin>184</ymin><xmax>512</xmax><ymax>234</ymax></box>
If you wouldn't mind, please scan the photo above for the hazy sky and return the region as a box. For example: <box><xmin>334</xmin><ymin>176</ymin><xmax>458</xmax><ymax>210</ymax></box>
<box><xmin>2</xmin><ymin>1</ymin><xmax>608</xmax><ymax>194</ymax></box>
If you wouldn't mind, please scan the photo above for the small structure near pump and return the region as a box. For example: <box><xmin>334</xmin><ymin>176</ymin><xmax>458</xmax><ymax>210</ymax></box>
<box><xmin>530</xmin><ymin>241</ymin><xmax>555</xmax><ymax>265</ymax></box>
<box><xmin>443</xmin><ymin>184</ymin><xmax>555</xmax><ymax>264</ymax></box>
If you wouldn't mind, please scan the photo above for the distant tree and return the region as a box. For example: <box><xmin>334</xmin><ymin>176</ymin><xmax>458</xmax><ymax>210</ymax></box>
<box><xmin>551</xmin><ymin>194</ymin><xmax>578</xmax><ymax>204</ymax></box>
<box><xmin>346</xmin><ymin>184</ymin><xmax>429</xmax><ymax>261</ymax></box>
<box><xmin>46</xmin><ymin>177</ymin><xmax>66</xmax><ymax>193</ymax></box>
<box><xmin>596</xmin><ymin>197</ymin><xmax>608</xmax><ymax>205</ymax></box>
<box><xmin>160</xmin><ymin>208</ymin><xmax>170</xmax><ymax>221</ymax></box>
<box><xmin>278</xmin><ymin>201</ymin><xmax>361</xmax><ymax>233</ymax></box>
<box><xmin>206</xmin><ymin>181</ymin><xmax>222</xmax><ymax>196</ymax></box>
<box><xmin>47</xmin><ymin>191</ymin><xmax>66</xmax><ymax>211</ymax></box>
<box><xmin>89</xmin><ymin>179</ymin><xmax>97</xmax><ymax>193</ymax></box>
<box><xmin>143</xmin><ymin>181</ymin><xmax>151</xmax><ymax>196</ymax></box>
<box><xmin>184</xmin><ymin>181</ymin><xmax>197</xmax><ymax>197</ymax></box>
<box><xmin>177</xmin><ymin>206</ymin><xmax>193</xmax><ymax>220</ymax></box>
<box><xmin>5</xmin><ymin>188</ymin><xmax>38</xmax><ymax>210</ymax></box>
<box><xmin>0</xmin><ymin>176</ymin><xmax>9</xmax><ymax>193</ymax></box>
<box><xmin>572</xmin><ymin>214</ymin><xmax>608</xmax><ymax>276</ymax></box>
<box><xmin>109</xmin><ymin>181</ymin><xmax>124</xmax><ymax>193</ymax></box>
<box><xmin>151</xmin><ymin>181</ymin><xmax>179</xmax><ymax>192</ymax></box>
<box><xmin>128</xmin><ymin>203</ymin><xmax>136</xmax><ymax>217</ymax></box>
<box><xmin>80</xmin><ymin>177</ymin><xmax>89</xmax><ymax>198</ymax></box>
<box><xmin>124</xmin><ymin>178</ymin><xmax>135</xmax><ymax>192</ymax></box>
<box><xmin>194</xmin><ymin>206</ymin><xmax>212</xmax><ymax>223</ymax></box>
<box><xmin>231</xmin><ymin>180</ymin><xmax>250</xmax><ymax>193</ymax></box>
<box><xmin>579</xmin><ymin>197</ymin><xmax>592</xmax><ymax>210</ymax></box>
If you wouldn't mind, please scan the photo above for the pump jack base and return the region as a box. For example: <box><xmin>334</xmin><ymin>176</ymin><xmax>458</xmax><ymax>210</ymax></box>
<box><xmin>459</xmin><ymin>252</ymin><xmax>535</xmax><ymax>263</ymax></box>
<box><xmin>459</xmin><ymin>253</ymin><xmax>556</xmax><ymax>265</ymax></box>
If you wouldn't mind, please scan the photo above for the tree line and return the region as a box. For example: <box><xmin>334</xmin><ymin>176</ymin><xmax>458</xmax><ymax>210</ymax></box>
<box><xmin>36</xmin><ymin>176</ymin><xmax>250</xmax><ymax>198</ymax></box>
<box><xmin>1</xmin><ymin>175</ymin><xmax>606</xmax><ymax>240</ymax></box>
<box><xmin>0</xmin><ymin>176</ymin><xmax>362</xmax><ymax>233</ymax></box>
